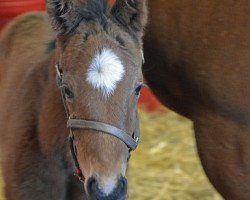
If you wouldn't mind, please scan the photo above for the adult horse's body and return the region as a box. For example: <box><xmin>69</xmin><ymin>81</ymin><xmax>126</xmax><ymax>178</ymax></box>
<box><xmin>143</xmin><ymin>0</ymin><xmax>250</xmax><ymax>199</ymax></box>
<box><xmin>0</xmin><ymin>0</ymin><xmax>147</xmax><ymax>199</ymax></box>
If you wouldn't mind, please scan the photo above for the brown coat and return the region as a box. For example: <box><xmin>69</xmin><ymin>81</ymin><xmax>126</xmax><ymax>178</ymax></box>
<box><xmin>143</xmin><ymin>1</ymin><xmax>250</xmax><ymax>199</ymax></box>
<box><xmin>0</xmin><ymin>0</ymin><xmax>148</xmax><ymax>199</ymax></box>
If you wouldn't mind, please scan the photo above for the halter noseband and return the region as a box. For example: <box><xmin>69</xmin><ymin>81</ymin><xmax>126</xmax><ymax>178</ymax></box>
<box><xmin>55</xmin><ymin>63</ymin><xmax>140</xmax><ymax>182</ymax></box>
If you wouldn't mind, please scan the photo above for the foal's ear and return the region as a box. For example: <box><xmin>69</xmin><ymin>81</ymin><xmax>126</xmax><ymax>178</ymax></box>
<box><xmin>46</xmin><ymin>0</ymin><xmax>85</xmax><ymax>35</ymax></box>
<box><xmin>111</xmin><ymin>0</ymin><xmax>148</xmax><ymax>39</ymax></box>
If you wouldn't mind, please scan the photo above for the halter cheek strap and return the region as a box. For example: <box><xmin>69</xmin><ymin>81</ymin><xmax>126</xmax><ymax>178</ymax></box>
<box><xmin>55</xmin><ymin>63</ymin><xmax>140</xmax><ymax>182</ymax></box>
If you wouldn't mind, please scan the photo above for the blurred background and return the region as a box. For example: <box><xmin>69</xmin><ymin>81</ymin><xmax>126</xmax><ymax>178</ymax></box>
<box><xmin>0</xmin><ymin>0</ymin><xmax>222</xmax><ymax>199</ymax></box>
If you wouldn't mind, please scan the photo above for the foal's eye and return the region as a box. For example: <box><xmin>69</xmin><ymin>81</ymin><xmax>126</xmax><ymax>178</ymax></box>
<box><xmin>135</xmin><ymin>85</ymin><xmax>142</xmax><ymax>96</ymax></box>
<box><xmin>64</xmin><ymin>86</ymin><xmax>74</xmax><ymax>99</ymax></box>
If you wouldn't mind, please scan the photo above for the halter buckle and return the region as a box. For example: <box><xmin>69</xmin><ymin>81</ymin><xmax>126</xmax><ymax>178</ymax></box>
<box><xmin>134</xmin><ymin>136</ymin><xmax>139</xmax><ymax>143</ymax></box>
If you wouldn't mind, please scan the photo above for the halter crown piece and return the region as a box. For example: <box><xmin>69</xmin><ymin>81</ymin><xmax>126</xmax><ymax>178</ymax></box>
<box><xmin>55</xmin><ymin>63</ymin><xmax>140</xmax><ymax>182</ymax></box>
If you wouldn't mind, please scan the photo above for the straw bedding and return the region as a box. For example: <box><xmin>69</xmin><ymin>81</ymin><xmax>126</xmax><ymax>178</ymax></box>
<box><xmin>0</xmin><ymin>109</ymin><xmax>222</xmax><ymax>200</ymax></box>
<box><xmin>127</xmin><ymin>109</ymin><xmax>222</xmax><ymax>200</ymax></box>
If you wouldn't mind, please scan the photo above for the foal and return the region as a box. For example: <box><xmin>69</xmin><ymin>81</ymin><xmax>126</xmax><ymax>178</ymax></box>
<box><xmin>0</xmin><ymin>0</ymin><xmax>147</xmax><ymax>199</ymax></box>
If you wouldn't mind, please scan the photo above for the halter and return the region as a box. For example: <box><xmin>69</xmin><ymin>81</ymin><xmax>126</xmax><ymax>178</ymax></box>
<box><xmin>55</xmin><ymin>63</ymin><xmax>140</xmax><ymax>182</ymax></box>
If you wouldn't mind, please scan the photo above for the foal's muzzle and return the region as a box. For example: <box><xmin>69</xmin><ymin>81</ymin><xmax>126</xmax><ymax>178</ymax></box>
<box><xmin>87</xmin><ymin>176</ymin><xmax>127</xmax><ymax>200</ymax></box>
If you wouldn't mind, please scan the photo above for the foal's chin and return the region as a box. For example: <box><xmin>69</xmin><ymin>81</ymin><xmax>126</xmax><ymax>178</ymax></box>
<box><xmin>84</xmin><ymin>175</ymin><xmax>128</xmax><ymax>200</ymax></box>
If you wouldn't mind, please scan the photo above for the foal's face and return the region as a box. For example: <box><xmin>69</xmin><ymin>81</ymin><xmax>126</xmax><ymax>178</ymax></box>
<box><xmin>60</xmin><ymin>23</ymin><xmax>143</xmax><ymax>193</ymax></box>
<box><xmin>47</xmin><ymin>0</ymin><xmax>147</xmax><ymax>198</ymax></box>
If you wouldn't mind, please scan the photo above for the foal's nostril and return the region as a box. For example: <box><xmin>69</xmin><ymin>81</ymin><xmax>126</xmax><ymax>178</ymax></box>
<box><xmin>87</xmin><ymin>177</ymin><xmax>98</xmax><ymax>196</ymax></box>
<box><xmin>117</xmin><ymin>177</ymin><xmax>128</xmax><ymax>196</ymax></box>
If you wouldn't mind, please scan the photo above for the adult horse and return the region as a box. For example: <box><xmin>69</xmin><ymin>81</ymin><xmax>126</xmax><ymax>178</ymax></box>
<box><xmin>143</xmin><ymin>0</ymin><xmax>250</xmax><ymax>199</ymax></box>
<box><xmin>0</xmin><ymin>0</ymin><xmax>147</xmax><ymax>199</ymax></box>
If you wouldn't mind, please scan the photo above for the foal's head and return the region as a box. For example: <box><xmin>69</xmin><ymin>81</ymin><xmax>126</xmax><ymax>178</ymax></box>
<box><xmin>47</xmin><ymin>0</ymin><xmax>147</xmax><ymax>199</ymax></box>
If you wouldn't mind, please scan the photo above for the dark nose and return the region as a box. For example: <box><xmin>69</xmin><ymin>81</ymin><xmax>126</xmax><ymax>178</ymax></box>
<box><xmin>87</xmin><ymin>176</ymin><xmax>127</xmax><ymax>200</ymax></box>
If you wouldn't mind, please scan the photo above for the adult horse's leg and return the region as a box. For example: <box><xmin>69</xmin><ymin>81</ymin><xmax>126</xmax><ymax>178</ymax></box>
<box><xmin>193</xmin><ymin>111</ymin><xmax>250</xmax><ymax>200</ymax></box>
<box><xmin>143</xmin><ymin>47</ymin><xmax>250</xmax><ymax>199</ymax></box>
